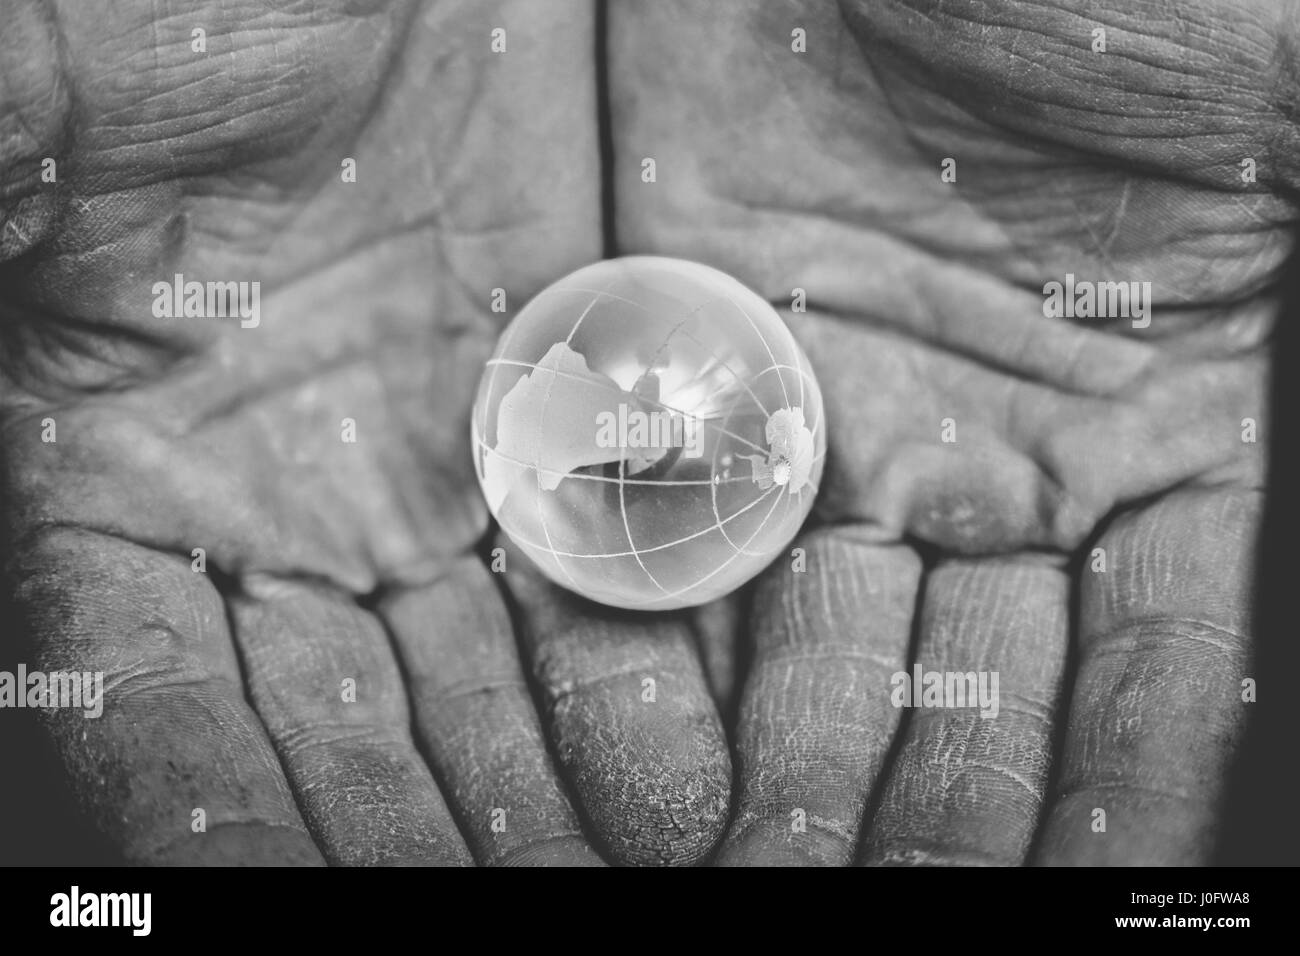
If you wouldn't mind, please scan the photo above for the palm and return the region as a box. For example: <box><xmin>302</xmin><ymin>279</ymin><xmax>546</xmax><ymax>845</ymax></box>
<box><xmin>4</xmin><ymin>0</ymin><xmax>597</xmax><ymax>587</ymax></box>
<box><xmin>614</xmin><ymin>0</ymin><xmax>1276</xmax><ymax>547</ymax></box>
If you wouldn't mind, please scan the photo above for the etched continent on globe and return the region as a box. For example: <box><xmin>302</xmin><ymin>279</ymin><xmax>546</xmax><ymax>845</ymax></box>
<box><xmin>471</xmin><ymin>256</ymin><xmax>826</xmax><ymax>610</ymax></box>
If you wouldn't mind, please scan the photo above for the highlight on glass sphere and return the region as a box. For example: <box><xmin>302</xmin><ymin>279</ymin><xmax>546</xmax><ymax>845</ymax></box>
<box><xmin>471</xmin><ymin>256</ymin><xmax>826</xmax><ymax>611</ymax></box>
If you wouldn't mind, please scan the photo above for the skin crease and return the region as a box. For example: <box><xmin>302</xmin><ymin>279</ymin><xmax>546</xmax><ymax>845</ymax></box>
<box><xmin>0</xmin><ymin>0</ymin><xmax>1292</xmax><ymax>865</ymax></box>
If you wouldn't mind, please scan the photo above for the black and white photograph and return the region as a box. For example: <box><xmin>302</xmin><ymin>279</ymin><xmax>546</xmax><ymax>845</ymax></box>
<box><xmin>0</xmin><ymin>0</ymin><xmax>1296</xmax><ymax>916</ymax></box>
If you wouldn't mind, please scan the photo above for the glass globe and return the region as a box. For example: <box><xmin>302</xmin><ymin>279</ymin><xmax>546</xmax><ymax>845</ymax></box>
<box><xmin>471</xmin><ymin>256</ymin><xmax>825</xmax><ymax>611</ymax></box>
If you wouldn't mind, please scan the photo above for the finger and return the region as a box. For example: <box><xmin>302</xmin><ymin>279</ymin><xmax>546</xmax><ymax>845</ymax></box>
<box><xmin>715</xmin><ymin>526</ymin><xmax>919</xmax><ymax>866</ymax></box>
<box><xmin>377</xmin><ymin>558</ymin><xmax>603</xmax><ymax>866</ymax></box>
<box><xmin>860</xmin><ymin>556</ymin><xmax>1070</xmax><ymax>866</ymax></box>
<box><xmin>228</xmin><ymin>579</ymin><xmax>472</xmax><ymax>866</ymax></box>
<box><xmin>5</xmin><ymin>527</ymin><xmax>323</xmax><ymax>865</ymax></box>
<box><xmin>502</xmin><ymin>540</ymin><xmax>732</xmax><ymax>866</ymax></box>
<box><xmin>1034</xmin><ymin>486</ymin><xmax>1258</xmax><ymax>865</ymax></box>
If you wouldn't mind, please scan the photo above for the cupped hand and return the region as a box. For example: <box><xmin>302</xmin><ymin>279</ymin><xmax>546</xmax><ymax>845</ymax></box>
<box><xmin>606</xmin><ymin>0</ymin><xmax>1292</xmax><ymax>864</ymax></box>
<box><xmin>0</xmin><ymin>0</ymin><xmax>737</xmax><ymax>866</ymax></box>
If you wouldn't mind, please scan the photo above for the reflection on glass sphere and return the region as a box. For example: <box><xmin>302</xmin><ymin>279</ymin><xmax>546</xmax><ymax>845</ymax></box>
<box><xmin>471</xmin><ymin>256</ymin><xmax>825</xmax><ymax>610</ymax></box>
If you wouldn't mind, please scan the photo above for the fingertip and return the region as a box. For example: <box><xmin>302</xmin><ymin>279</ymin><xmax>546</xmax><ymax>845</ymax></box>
<box><xmin>497</xmin><ymin>834</ymin><xmax>607</xmax><ymax>867</ymax></box>
<box><xmin>147</xmin><ymin>822</ymin><xmax>324</xmax><ymax>867</ymax></box>
<box><xmin>717</xmin><ymin>819</ymin><xmax>848</xmax><ymax>867</ymax></box>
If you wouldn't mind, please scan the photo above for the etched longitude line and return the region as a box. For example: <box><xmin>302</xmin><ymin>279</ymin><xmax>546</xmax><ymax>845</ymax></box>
<box><xmin>709</xmin><ymin>292</ymin><xmax>803</xmax><ymax>576</ymax></box>
<box><xmin>630</xmin><ymin>444</ymin><xmax>826</xmax><ymax>611</ymax></box>
<box><xmin>636</xmin><ymin>294</ymin><xmax>727</xmax><ymax>383</ymax></box>
<box><xmin>614</xmin><ymin>285</ymin><xmax>716</xmax><ymax>599</ymax></box>
<box><xmin>477</xmin><ymin>318</ymin><xmax>522</xmax><ymax>479</ymax></box>
<box><xmin>709</xmin><ymin>359</ymin><xmax>774</xmax><ymax>559</ymax></box>
<box><xmin>648</xmin><ymin>352</ymin><xmax>824</xmax><ymax>607</ymax></box>
<box><xmin>707</xmin><ymin>356</ymin><xmax>827</xmax><ymax>557</ymax></box>
<box><xmin>749</xmin><ymin>362</ymin><xmax>820</xmax><ymax>532</ymax></box>
<box><xmin>533</xmin><ymin>289</ymin><xmax>606</xmax><ymax>588</ymax></box>
<box><xmin>648</xmin><ymin>480</ymin><xmax>785</xmax><ymax>606</ymax></box>
<box><xmin>669</xmin><ymin>324</ymin><xmax>772</xmax><ymax>419</ymax></box>
<box><xmin>769</xmin><ymin>356</ymin><xmax>821</xmax><ymax>528</ymax></box>
<box><xmin>723</xmin><ymin>292</ymin><xmax>791</xmax><ymax>412</ymax></box>
<box><xmin>686</xmin><ymin>482</ymin><xmax>784</xmax><ymax>598</ymax></box>
<box><xmin>790</xmin><ymin>337</ymin><xmax>825</xmax><ymax>519</ymax></box>
<box><xmin>731</xmin><ymin>361</ymin><xmax>824</xmax><ymax>543</ymax></box>
<box><xmin>792</xmin><ymin>327</ymin><xmax>807</xmax><ymax>416</ymax></box>
<box><xmin>771</xmin><ymin>363</ymin><xmax>822</xmax><ymax>438</ymax></box>
<box><xmin>618</xmin><ymin>453</ymin><xmax>670</xmax><ymax>595</ymax></box>
<box><xmin>740</xmin><ymin>360</ymin><xmax>824</xmax><ymax>438</ymax></box>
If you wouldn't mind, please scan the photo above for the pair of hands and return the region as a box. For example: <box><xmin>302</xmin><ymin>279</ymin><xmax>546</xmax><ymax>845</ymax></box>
<box><xmin>0</xmin><ymin>0</ymin><xmax>1290</xmax><ymax>865</ymax></box>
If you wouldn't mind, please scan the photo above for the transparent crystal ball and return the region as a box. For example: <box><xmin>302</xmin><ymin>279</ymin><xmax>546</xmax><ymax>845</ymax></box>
<box><xmin>471</xmin><ymin>256</ymin><xmax>825</xmax><ymax>610</ymax></box>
